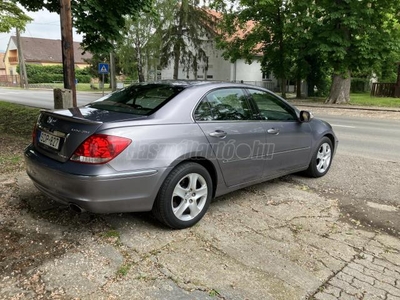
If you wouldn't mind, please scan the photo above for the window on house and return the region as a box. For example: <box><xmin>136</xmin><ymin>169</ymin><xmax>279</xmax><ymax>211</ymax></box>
<box><xmin>262</xmin><ymin>71</ymin><xmax>271</xmax><ymax>81</ymax></box>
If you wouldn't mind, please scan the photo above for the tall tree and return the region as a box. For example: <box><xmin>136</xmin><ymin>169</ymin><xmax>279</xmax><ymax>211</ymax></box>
<box><xmin>315</xmin><ymin>0</ymin><xmax>400</xmax><ymax>103</ymax></box>
<box><xmin>213</xmin><ymin>0</ymin><xmax>294</xmax><ymax>97</ymax></box>
<box><xmin>0</xmin><ymin>0</ymin><xmax>32</xmax><ymax>32</ymax></box>
<box><xmin>159</xmin><ymin>0</ymin><xmax>218</xmax><ymax>80</ymax></box>
<box><xmin>16</xmin><ymin>0</ymin><xmax>152</xmax><ymax>54</ymax></box>
<box><xmin>118</xmin><ymin>6</ymin><xmax>163</xmax><ymax>82</ymax></box>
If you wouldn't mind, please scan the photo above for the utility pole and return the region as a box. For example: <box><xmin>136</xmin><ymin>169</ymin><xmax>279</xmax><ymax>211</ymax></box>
<box><xmin>60</xmin><ymin>0</ymin><xmax>77</xmax><ymax>107</ymax></box>
<box><xmin>110</xmin><ymin>50</ymin><xmax>116</xmax><ymax>91</ymax></box>
<box><xmin>16</xmin><ymin>28</ymin><xmax>28</xmax><ymax>89</ymax></box>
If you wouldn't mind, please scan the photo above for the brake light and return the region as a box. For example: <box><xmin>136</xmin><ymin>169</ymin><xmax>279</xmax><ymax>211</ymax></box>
<box><xmin>70</xmin><ymin>134</ymin><xmax>132</xmax><ymax>164</ymax></box>
<box><xmin>32</xmin><ymin>124</ymin><xmax>37</xmax><ymax>144</ymax></box>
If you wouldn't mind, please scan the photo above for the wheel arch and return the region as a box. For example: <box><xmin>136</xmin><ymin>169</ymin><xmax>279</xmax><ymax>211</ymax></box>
<box><xmin>172</xmin><ymin>157</ymin><xmax>219</xmax><ymax>198</ymax></box>
<box><xmin>324</xmin><ymin>133</ymin><xmax>336</xmax><ymax>152</ymax></box>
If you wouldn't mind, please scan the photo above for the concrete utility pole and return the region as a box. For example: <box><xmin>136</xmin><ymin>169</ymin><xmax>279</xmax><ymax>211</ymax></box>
<box><xmin>110</xmin><ymin>51</ymin><xmax>116</xmax><ymax>91</ymax></box>
<box><xmin>60</xmin><ymin>0</ymin><xmax>77</xmax><ymax>107</ymax></box>
<box><xmin>16</xmin><ymin>28</ymin><xmax>28</xmax><ymax>89</ymax></box>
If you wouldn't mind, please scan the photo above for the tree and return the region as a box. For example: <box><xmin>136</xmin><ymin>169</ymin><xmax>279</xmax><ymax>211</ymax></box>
<box><xmin>118</xmin><ymin>8</ymin><xmax>162</xmax><ymax>82</ymax></box>
<box><xmin>315</xmin><ymin>0</ymin><xmax>400</xmax><ymax>103</ymax></box>
<box><xmin>16</xmin><ymin>0</ymin><xmax>152</xmax><ymax>54</ymax></box>
<box><xmin>159</xmin><ymin>0</ymin><xmax>218</xmax><ymax>80</ymax></box>
<box><xmin>213</xmin><ymin>0</ymin><xmax>296</xmax><ymax>97</ymax></box>
<box><xmin>0</xmin><ymin>0</ymin><xmax>32</xmax><ymax>32</ymax></box>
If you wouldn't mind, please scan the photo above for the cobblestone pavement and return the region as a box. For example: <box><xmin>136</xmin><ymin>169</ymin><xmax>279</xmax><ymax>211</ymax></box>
<box><xmin>314</xmin><ymin>251</ymin><xmax>400</xmax><ymax>300</ymax></box>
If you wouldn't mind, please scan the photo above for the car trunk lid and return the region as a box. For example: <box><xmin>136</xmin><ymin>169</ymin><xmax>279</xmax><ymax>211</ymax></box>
<box><xmin>33</xmin><ymin>107</ymin><xmax>144</xmax><ymax>163</ymax></box>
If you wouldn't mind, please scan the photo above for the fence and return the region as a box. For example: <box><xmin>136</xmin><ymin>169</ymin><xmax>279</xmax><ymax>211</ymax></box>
<box><xmin>370</xmin><ymin>83</ymin><xmax>396</xmax><ymax>97</ymax></box>
<box><xmin>0</xmin><ymin>75</ymin><xmax>20</xmax><ymax>86</ymax></box>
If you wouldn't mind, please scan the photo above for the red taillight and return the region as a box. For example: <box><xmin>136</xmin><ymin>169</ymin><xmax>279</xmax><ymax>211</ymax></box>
<box><xmin>70</xmin><ymin>134</ymin><xmax>132</xmax><ymax>164</ymax></box>
<box><xmin>32</xmin><ymin>124</ymin><xmax>37</xmax><ymax>144</ymax></box>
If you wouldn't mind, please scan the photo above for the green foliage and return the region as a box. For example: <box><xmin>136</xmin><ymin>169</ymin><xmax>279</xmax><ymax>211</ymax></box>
<box><xmin>0</xmin><ymin>101</ymin><xmax>40</xmax><ymax>136</ymax></box>
<box><xmin>117</xmin><ymin>7</ymin><xmax>163</xmax><ymax>81</ymax></box>
<box><xmin>212</xmin><ymin>0</ymin><xmax>306</xmax><ymax>97</ymax></box>
<box><xmin>0</xmin><ymin>0</ymin><xmax>32</xmax><ymax>32</ymax></box>
<box><xmin>158</xmin><ymin>0</ymin><xmax>218</xmax><ymax>79</ymax></box>
<box><xmin>17</xmin><ymin>64</ymin><xmax>91</xmax><ymax>83</ymax></box>
<box><xmin>314</xmin><ymin>0</ymin><xmax>400</xmax><ymax>77</ymax></box>
<box><xmin>351</xmin><ymin>78</ymin><xmax>370</xmax><ymax>93</ymax></box>
<box><xmin>17</xmin><ymin>0</ymin><xmax>152</xmax><ymax>54</ymax></box>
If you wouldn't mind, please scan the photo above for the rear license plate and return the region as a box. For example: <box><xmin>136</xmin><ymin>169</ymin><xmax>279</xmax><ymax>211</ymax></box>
<box><xmin>39</xmin><ymin>131</ymin><xmax>61</xmax><ymax>150</ymax></box>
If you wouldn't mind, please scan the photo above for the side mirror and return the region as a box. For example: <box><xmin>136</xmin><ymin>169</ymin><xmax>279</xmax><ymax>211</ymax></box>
<box><xmin>299</xmin><ymin>110</ymin><xmax>313</xmax><ymax>123</ymax></box>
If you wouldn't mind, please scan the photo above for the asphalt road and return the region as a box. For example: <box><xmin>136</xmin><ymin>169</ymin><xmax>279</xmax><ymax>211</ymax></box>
<box><xmin>0</xmin><ymin>87</ymin><xmax>99</xmax><ymax>109</ymax></box>
<box><xmin>315</xmin><ymin>114</ymin><xmax>400</xmax><ymax>162</ymax></box>
<box><xmin>1</xmin><ymin>87</ymin><xmax>399</xmax><ymax>163</ymax></box>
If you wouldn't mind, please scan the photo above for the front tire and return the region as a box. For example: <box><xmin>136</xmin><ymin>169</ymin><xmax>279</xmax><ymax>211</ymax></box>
<box><xmin>153</xmin><ymin>162</ymin><xmax>213</xmax><ymax>229</ymax></box>
<box><xmin>305</xmin><ymin>137</ymin><xmax>333</xmax><ymax>178</ymax></box>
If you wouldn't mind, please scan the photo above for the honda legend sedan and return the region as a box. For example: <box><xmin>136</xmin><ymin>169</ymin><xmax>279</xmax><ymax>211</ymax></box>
<box><xmin>25</xmin><ymin>81</ymin><xmax>338</xmax><ymax>229</ymax></box>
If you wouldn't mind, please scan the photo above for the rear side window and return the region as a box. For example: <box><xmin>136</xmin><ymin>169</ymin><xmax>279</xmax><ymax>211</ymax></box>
<box><xmin>195</xmin><ymin>88</ymin><xmax>252</xmax><ymax>121</ymax></box>
<box><xmin>88</xmin><ymin>84</ymin><xmax>184</xmax><ymax>115</ymax></box>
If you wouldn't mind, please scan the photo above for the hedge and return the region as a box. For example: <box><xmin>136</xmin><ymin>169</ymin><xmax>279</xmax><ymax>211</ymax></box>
<box><xmin>17</xmin><ymin>64</ymin><xmax>91</xmax><ymax>84</ymax></box>
<box><xmin>351</xmin><ymin>78</ymin><xmax>370</xmax><ymax>93</ymax></box>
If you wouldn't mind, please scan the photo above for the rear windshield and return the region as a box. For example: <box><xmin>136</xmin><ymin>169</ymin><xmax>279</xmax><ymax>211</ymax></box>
<box><xmin>87</xmin><ymin>84</ymin><xmax>185</xmax><ymax>115</ymax></box>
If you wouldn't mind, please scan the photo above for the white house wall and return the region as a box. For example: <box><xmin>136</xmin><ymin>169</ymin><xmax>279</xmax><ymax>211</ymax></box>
<box><xmin>160</xmin><ymin>45</ymin><xmax>278</xmax><ymax>91</ymax></box>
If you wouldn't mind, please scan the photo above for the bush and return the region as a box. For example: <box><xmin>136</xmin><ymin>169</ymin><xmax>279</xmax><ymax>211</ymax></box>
<box><xmin>18</xmin><ymin>64</ymin><xmax>92</xmax><ymax>83</ymax></box>
<box><xmin>351</xmin><ymin>78</ymin><xmax>370</xmax><ymax>93</ymax></box>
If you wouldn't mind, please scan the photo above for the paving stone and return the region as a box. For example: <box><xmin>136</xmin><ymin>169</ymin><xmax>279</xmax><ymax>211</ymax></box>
<box><xmin>342</xmin><ymin>266</ymin><xmax>375</xmax><ymax>285</ymax></box>
<box><xmin>384</xmin><ymin>269</ymin><xmax>400</xmax><ymax>281</ymax></box>
<box><xmin>373</xmin><ymin>258</ymin><xmax>400</xmax><ymax>273</ymax></box>
<box><xmin>363</xmin><ymin>267</ymin><xmax>396</xmax><ymax>286</ymax></box>
<box><xmin>324</xmin><ymin>284</ymin><xmax>342</xmax><ymax>297</ymax></box>
<box><xmin>354</xmin><ymin>259</ymin><xmax>385</xmax><ymax>273</ymax></box>
<box><xmin>315</xmin><ymin>291</ymin><xmax>338</xmax><ymax>300</ymax></box>
<box><xmin>336</xmin><ymin>272</ymin><xmax>354</xmax><ymax>284</ymax></box>
<box><xmin>347</xmin><ymin>262</ymin><xmax>365</xmax><ymax>273</ymax></box>
<box><xmin>351</xmin><ymin>278</ymin><xmax>386</xmax><ymax>299</ymax></box>
<box><xmin>373</xmin><ymin>281</ymin><xmax>400</xmax><ymax>297</ymax></box>
<box><xmin>339</xmin><ymin>292</ymin><xmax>358</xmax><ymax>300</ymax></box>
<box><xmin>329</xmin><ymin>278</ymin><xmax>360</xmax><ymax>297</ymax></box>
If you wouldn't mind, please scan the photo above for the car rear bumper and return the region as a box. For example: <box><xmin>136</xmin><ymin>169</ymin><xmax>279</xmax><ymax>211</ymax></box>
<box><xmin>25</xmin><ymin>146</ymin><xmax>168</xmax><ymax>213</ymax></box>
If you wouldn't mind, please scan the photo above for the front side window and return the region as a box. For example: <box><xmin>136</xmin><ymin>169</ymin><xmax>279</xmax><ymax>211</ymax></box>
<box><xmin>248</xmin><ymin>89</ymin><xmax>296</xmax><ymax>121</ymax></box>
<box><xmin>87</xmin><ymin>84</ymin><xmax>184</xmax><ymax>115</ymax></box>
<box><xmin>196</xmin><ymin>88</ymin><xmax>252</xmax><ymax>121</ymax></box>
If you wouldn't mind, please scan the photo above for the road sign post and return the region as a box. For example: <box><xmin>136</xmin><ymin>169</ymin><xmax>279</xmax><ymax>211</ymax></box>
<box><xmin>98</xmin><ymin>63</ymin><xmax>110</xmax><ymax>96</ymax></box>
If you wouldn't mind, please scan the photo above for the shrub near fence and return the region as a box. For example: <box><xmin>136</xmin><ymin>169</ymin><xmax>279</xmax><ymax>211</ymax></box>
<box><xmin>17</xmin><ymin>65</ymin><xmax>91</xmax><ymax>84</ymax></box>
<box><xmin>351</xmin><ymin>78</ymin><xmax>370</xmax><ymax>93</ymax></box>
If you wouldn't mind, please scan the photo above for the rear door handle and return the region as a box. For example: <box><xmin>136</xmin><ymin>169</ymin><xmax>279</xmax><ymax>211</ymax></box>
<box><xmin>267</xmin><ymin>128</ymin><xmax>280</xmax><ymax>135</ymax></box>
<box><xmin>209</xmin><ymin>130</ymin><xmax>227</xmax><ymax>138</ymax></box>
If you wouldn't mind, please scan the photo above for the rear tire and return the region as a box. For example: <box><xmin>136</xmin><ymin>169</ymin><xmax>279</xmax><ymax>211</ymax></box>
<box><xmin>152</xmin><ymin>162</ymin><xmax>213</xmax><ymax>229</ymax></box>
<box><xmin>305</xmin><ymin>137</ymin><xmax>333</xmax><ymax>178</ymax></box>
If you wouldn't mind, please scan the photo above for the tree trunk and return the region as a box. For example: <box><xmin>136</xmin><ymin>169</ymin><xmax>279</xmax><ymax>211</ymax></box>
<box><xmin>326</xmin><ymin>71</ymin><xmax>351</xmax><ymax>104</ymax></box>
<box><xmin>296</xmin><ymin>78</ymin><xmax>302</xmax><ymax>98</ymax></box>
<box><xmin>281</xmin><ymin>78</ymin><xmax>287</xmax><ymax>98</ymax></box>
<box><xmin>173</xmin><ymin>42</ymin><xmax>180</xmax><ymax>80</ymax></box>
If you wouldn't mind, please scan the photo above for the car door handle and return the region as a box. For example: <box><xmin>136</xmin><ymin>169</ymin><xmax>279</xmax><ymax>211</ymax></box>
<box><xmin>267</xmin><ymin>128</ymin><xmax>280</xmax><ymax>135</ymax></box>
<box><xmin>209</xmin><ymin>130</ymin><xmax>227</xmax><ymax>138</ymax></box>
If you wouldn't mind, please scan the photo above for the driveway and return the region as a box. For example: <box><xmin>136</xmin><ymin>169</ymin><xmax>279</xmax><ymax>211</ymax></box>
<box><xmin>1</xmin><ymin>108</ymin><xmax>399</xmax><ymax>300</ymax></box>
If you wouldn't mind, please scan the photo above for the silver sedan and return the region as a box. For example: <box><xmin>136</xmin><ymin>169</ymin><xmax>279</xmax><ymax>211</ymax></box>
<box><xmin>25</xmin><ymin>81</ymin><xmax>338</xmax><ymax>229</ymax></box>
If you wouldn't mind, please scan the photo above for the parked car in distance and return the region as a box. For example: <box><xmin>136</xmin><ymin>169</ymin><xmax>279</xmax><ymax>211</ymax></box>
<box><xmin>25</xmin><ymin>81</ymin><xmax>338</xmax><ymax>229</ymax></box>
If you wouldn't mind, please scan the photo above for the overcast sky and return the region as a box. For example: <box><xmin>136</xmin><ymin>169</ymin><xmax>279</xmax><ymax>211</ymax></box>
<box><xmin>0</xmin><ymin>9</ymin><xmax>83</xmax><ymax>52</ymax></box>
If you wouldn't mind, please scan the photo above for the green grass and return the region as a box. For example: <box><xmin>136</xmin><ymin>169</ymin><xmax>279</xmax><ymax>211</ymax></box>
<box><xmin>3</xmin><ymin>83</ymin><xmax>113</xmax><ymax>92</ymax></box>
<box><xmin>38</xmin><ymin>83</ymin><xmax>113</xmax><ymax>92</ymax></box>
<box><xmin>0</xmin><ymin>101</ymin><xmax>40</xmax><ymax>173</ymax></box>
<box><xmin>117</xmin><ymin>264</ymin><xmax>131</xmax><ymax>277</ymax></box>
<box><xmin>0</xmin><ymin>101</ymin><xmax>40</xmax><ymax>136</ymax></box>
<box><xmin>349</xmin><ymin>93</ymin><xmax>400</xmax><ymax>107</ymax></box>
<box><xmin>303</xmin><ymin>93</ymin><xmax>400</xmax><ymax>108</ymax></box>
